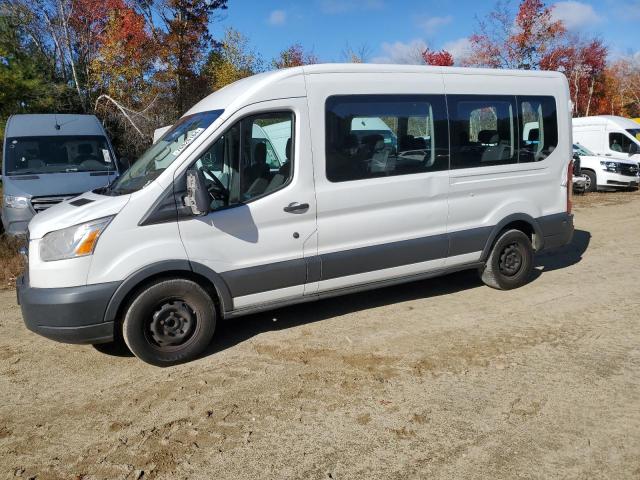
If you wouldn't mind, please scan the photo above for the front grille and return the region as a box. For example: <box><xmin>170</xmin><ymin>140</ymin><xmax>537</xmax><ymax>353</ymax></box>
<box><xmin>620</xmin><ymin>163</ymin><xmax>639</xmax><ymax>177</ymax></box>
<box><xmin>30</xmin><ymin>195</ymin><xmax>78</xmax><ymax>213</ymax></box>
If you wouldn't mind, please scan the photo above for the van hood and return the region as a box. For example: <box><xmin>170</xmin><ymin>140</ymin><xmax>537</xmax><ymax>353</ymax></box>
<box><xmin>3</xmin><ymin>172</ymin><xmax>117</xmax><ymax>198</ymax></box>
<box><xmin>27</xmin><ymin>190</ymin><xmax>130</xmax><ymax>239</ymax></box>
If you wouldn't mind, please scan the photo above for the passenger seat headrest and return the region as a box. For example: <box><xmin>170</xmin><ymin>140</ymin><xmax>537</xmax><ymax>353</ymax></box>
<box><xmin>478</xmin><ymin>130</ymin><xmax>499</xmax><ymax>144</ymax></box>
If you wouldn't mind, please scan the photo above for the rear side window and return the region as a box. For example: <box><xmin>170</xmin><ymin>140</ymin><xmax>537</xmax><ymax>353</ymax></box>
<box><xmin>325</xmin><ymin>95</ymin><xmax>449</xmax><ymax>182</ymax></box>
<box><xmin>449</xmin><ymin>95</ymin><xmax>518</xmax><ymax>169</ymax></box>
<box><xmin>518</xmin><ymin>96</ymin><xmax>558</xmax><ymax>162</ymax></box>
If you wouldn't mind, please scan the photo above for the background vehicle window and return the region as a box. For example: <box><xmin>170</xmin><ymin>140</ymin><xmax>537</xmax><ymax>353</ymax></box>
<box><xmin>449</xmin><ymin>95</ymin><xmax>517</xmax><ymax>169</ymax></box>
<box><xmin>609</xmin><ymin>132</ymin><xmax>638</xmax><ymax>154</ymax></box>
<box><xmin>518</xmin><ymin>96</ymin><xmax>557</xmax><ymax>163</ymax></box>
<box><xmin>193</xmin><ymin>112</ymin><xmax>294</xmax><ymax>210</ymax></box>
<box><xmin>5</xmin><ymin>136</ymin><xmax>114</xmax><ymax>175</ymax></box>
<box><xmin>325</xmin><ymin>95</ymin><xmax>448</xmax><ymax>182</ymax></box>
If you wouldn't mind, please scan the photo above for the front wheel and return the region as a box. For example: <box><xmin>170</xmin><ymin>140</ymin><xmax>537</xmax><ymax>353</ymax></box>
<box><xmin>581</xmin><ymin>169</ymin><xmax>597</xmax><ymax>193</ymax></box>
<box><xmin>122</xmin><ymin>279</ymin><xmax>216</xmax><ymax>366</ymax></box>
<box><xmin>480</xmin><ymin>229</ymin><xmax>534</xmax><ymax>290</ymax></box>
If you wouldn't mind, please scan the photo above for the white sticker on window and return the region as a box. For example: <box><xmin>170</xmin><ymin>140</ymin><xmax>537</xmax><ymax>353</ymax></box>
<box><xmin>173</xmin><ymin>128</ymin><xmax>205</xmax><ymax>156</ymax></box>
<box><xmin>102</xmin><ymin>149</ymin><xmax>112</xmax><ymax>163</ymax></box>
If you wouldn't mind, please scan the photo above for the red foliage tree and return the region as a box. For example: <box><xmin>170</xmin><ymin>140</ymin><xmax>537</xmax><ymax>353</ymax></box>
<box><xmin>540</xmin><ymin>38</ymin><xmax>608</xmax><ymax>116</ymax></box>
<box><xmin>422</xmin><ymin>49</ymin><xmax>454</xmax><ymax>66</ymax></box>
<box><xmin>468</xmin><ymin>0</ymin><xmax>565</xmax><ymax>69</ymax></box>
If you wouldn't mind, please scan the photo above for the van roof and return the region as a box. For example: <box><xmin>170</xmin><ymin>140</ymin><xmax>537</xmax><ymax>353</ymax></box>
<box><xmin>5</xmin><ymin>114</ymin><xmax>106</xmax><ymax>138</ymax></box>
<box><xmin>186</xmin><ymin>63</ymin><xmax>566</xmax><ymax>118</ymax></box>
<box><xmin>573</xmin><ymin>115</ymin><xmax>640</xmax><ymax>129</ymax></box>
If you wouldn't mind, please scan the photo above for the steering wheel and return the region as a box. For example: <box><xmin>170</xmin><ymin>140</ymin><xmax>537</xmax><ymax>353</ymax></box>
<box><xmin>201</xmin><ymin>166</ymin><xmax>229</xmax><ymax>201</ymax></box>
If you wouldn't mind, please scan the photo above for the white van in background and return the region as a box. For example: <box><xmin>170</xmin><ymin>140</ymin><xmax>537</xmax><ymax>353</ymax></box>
<box><xmin>573</xmin><ymin>143</ymin><xmax>639</xmax><ymax>191</ymax></box>
<box><xmin>17</xmin><ymin>64</ymin><xmax>574</xmax><ymax>366</ymax></box>
<box><xmin>573</xmin><ymin>115</ymin><xmax>640</xmax><ymax>164</ymax></box>
<box><xmin>2</xmin><ymin>114</ymin><xmax>122</xmax><ymax>236</ymax></box>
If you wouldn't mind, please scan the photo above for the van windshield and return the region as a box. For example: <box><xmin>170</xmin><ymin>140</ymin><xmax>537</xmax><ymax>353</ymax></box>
<box><xmin>626</xmin><ymin>129</ymin><xmax>640</xmax><ymax>142</ymax></box>
<box><xmin>4</xmin><ymin>136</ymin><xmax>115</xmax><ymax>175</ymax></box>
<box><xmin>573</xmin><ymin>144</ymin><xmax>595</xmax><ymax>156</ymax></box>
<box><xmin>107</xmin><ymin>110</ymin><xmax>223</xmax><ymax>195</ymax></box>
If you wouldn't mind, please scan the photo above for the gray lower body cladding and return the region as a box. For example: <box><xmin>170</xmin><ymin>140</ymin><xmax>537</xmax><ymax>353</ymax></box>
<box><xmin>18</xmin><ymin>212</ymin><xmax>573</xmax><ymax>344</ymax></box>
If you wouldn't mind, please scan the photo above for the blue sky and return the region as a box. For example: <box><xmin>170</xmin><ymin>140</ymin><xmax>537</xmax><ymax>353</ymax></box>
<box><xmin>215</xmin><ymin>0</ymin><xmax>640</xmax><ymax>64</ymax></box>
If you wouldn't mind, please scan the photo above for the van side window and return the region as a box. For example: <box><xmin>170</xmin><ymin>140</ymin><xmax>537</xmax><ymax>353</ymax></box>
<box><xmin>449</xmin><ymin>95</ymin><xmax>517</xmax><ymax>169</ymax></box>
<box><xmin>609</xmin><ymin>132</ymin><xmax>633</xmax><ymax>154</ymax></box>
<box><xmin>192</xmin><ymin>112</ymin><xmax>294</xmax><ymax>210</ymax></box>
<box><xmin>517</xmin><ymin>96</ymin><xmax>558</xmax><ymax>162</ymax></box>
<box><xmin>325</xmin><ymin>95</ymin><xmax>448</xmax><ymax>182</ymax></box>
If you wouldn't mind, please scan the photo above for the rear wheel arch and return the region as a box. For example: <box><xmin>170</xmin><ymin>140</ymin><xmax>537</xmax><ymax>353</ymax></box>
<box><xmin>480</xmin><ymin>214</ymin><xmax>541</xmax><ymax>261</ymax></box>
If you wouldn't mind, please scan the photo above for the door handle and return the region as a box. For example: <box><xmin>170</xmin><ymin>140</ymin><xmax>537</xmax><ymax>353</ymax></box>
<box><xmin>605</xmin><ymin>153</ymin><xmax>612</xmax><ymax>156</ymax></box>
<box><xmin>283</xmin><ymin>202</ymin><xmax>309</xmax><ymax>214</ymax></box>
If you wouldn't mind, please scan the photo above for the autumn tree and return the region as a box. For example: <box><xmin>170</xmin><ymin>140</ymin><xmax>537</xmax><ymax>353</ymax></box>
<box><xmin>540</xmin><ymin>37</ymin><xmax>608</xmax><ymax>116</ymax></box>
<box><xmin>467</xmin><ymin>0</ymin><xmax>565</xmax><ymax>69</ymax></box>
<box><xmin>147</xmin><ymin>0</ymin><xmax>228</xmax><ymax>115</ymax></box>
<box><xmin>204</xmin><ymin>28</ymin><xmax>263</xmax><ymax>91</ymax></box>
<box><xmin>422</xmin><ymin>48</ymin><xmax>454</xmax><ymax>66</ymax></box>
<box><xmin>604</xmin><ymin>58</ymin><xmax>640</xmax><ymax>117</ymax></box>
<box><xmin>272</xmin><ymin>44</ymin><xmax>318</xmax><ymax>69</ymax></box>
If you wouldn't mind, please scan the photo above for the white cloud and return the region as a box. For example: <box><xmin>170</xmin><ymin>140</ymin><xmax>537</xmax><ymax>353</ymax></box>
<box><xmin>319</xmin><ymin>0</ymin><xmax>384</xmax><ymax>14</ymax></box>
<box><xmin>267</xmin><ymin>9</ymin><xmax>287</xmax><ymax>26</ymax></box>
<box><xmin>551</xmin><ymin>1</ymin><xmax>602</xmax><ymax>30</ymax></box>
<box><xmin>442</xmin><ymin>37</ymin><xmax>472</xmax><ymax>62</ymax></box>
<box><xmin>371</xmin><ymin>39</ymin><xmax>428</xmax><ymax>65</ymax></box>
<box><xmin>417</xmin><ymin>15</ymin><xmax>453</xmax><ymax>35</ymax></box>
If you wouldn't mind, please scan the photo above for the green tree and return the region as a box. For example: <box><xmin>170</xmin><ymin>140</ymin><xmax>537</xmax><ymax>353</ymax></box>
<box><xmin>0</xmin><ymin>14</ymin><xmax>73</xmax><ymax>143</ymax></box>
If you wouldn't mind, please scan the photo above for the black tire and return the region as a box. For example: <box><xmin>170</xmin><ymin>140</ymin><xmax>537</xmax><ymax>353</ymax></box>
<box><xmin>581</xmin><ymin>169</ymin><xmax>597</xmax><ymax>193</ymax></box>
<box><xmin>480</xmin><ymin>229</ymin><xmax>534</xmax><ymax>290</ymax></box>
<box><xmin>122</xmin><ymin>278</ymin><xmax>216</xmax><ymax>366</ymax></box>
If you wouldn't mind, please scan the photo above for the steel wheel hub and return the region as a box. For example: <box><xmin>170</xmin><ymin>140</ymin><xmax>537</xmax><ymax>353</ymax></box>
<box><xmin>499</xmin><ymin>243</ymin><xmax>523</xmax><ymax>277</ymax></box>
<box><xmin>149</xmin><ymin>301</ymin><xmax>196</xmax><ymax>347</ymax></box>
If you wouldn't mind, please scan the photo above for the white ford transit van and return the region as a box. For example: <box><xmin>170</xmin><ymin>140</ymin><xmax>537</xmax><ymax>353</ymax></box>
<box><xmin>17</xmin><ymin>64</ymin><xmax>575</xmax><ymax>366</ymax></box>
<box><xmin>573</xmin><ymin>115</ymin><xmax>640</xmax><ymax>167</ymax></box>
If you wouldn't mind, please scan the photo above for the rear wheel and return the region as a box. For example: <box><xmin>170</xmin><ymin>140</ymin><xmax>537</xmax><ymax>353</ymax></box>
<box><xmin>480</xmin><ymin>229</ymin><xmax>534</xmax><ymax>290</ymax></box>
<box><xmin>581</xmin><ymin>169</ymin><xmax>597</xmax><ymax>192</ymax></box>
<box><xmin>122</xmin><ymin>278</ymin><xmax>216</xmax><ymax>366</ymax></box>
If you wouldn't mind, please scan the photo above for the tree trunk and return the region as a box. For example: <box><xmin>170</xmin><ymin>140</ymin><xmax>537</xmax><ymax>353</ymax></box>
<box><xmin>57</xmin><ymin>0</ymin><xmax>86</xmax><ymax>110</ymax></box>
<box><xmin>585</xmin><ymin>76</ymin><xmax>595</xmax><ymax>117</ymax></box>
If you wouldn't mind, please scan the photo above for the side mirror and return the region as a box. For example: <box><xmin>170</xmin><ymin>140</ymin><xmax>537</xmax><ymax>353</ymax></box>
<box><xmin>185</xmin><ymin>169</ymin><xmax>210</xmax><ymax>216</ymax></box>
<box><xmin>629</xmin><ymin>143</ymin><xmax>638</xmax><ymax>156</ymax></box>
<box><xmin>119</xmin><ymin>157</ymin><xmax>131</xmax><ymax>170</ymax></box>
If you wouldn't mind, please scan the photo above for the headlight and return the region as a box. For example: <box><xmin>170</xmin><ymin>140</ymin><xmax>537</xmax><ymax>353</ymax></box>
<box><xmin>3</xmin><ymin>195</ymin><xmax>29</xmax><ymax>209</ymax></box>
<box><xmin>39</xmin><ymin>216</ymin><xmax>113</xmax><ymax>262</ymax></box>
<box><xmin>600</xmin><ymin>161</ymin><xmax>620</xmax><ymax>173</ymax></box>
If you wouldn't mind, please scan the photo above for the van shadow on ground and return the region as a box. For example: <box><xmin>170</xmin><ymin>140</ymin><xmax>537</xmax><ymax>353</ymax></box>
<box><xmin>202</xmin><ymin>228</ymin><xmax>591</xmax><ymax>359</ymax></box>
<box><xmin>95</xmin><ymin>229</ymin><xmax>590</xmax><ymax>360</ymax></box>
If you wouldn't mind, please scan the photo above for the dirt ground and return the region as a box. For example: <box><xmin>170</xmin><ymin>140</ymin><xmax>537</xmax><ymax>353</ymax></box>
<box><xmin>1</xmin><ymin>192</ymin><xmax>639</xmax><ymax>480</ymax></box>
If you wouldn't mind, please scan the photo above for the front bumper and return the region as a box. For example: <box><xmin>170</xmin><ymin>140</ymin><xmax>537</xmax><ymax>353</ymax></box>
<box><xmin>17</xmin><ymin>274</ymin><xmax>120</xmax><ymax>344</ymax></box>
<box><xmin>599</xmin><ymin>171</ymin><xmax>638</xmax><ymax>189</ymax></box>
